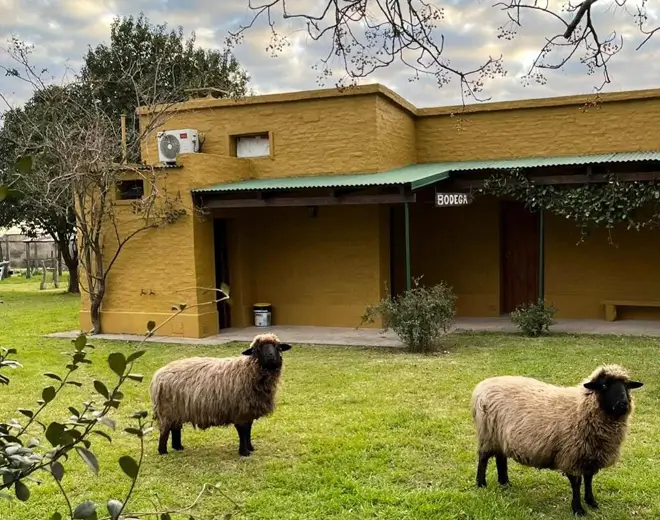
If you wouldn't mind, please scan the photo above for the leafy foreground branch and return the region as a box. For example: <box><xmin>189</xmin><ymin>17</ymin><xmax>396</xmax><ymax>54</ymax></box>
<box><xmin>0</xmin><ymin>287</ymin><xmax>238</xmax><ymax>519</ymax></box>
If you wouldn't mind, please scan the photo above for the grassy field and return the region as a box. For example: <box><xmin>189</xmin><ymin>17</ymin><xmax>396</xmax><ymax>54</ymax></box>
<box><xmin>2</xmin><ymin>280</ymin><xmax>660</xmax><ymax>519</ymax></box>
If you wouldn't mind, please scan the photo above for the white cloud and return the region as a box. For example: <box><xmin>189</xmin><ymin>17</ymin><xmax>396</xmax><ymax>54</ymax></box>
<box><xmin>0</xmin><ymin>0</ymin><xmax>658</xmax><ymax>109</ymax></box>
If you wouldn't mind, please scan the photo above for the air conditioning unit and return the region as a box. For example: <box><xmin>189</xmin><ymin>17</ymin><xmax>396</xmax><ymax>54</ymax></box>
<box><xmin>157</xmin><ymin>129</ymin><xmax>199</xmax><ymax>164</ymax></box>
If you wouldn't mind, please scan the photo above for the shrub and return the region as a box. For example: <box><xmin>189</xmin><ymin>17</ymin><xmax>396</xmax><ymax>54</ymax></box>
<box><xmin>360</xmin><ymin>277</ymin><xmax>457</xmax><ymax>353</ymax></box>
<box><xmin>510</xmin><ymin>298</ymin><xmax>558</xmax><ymax>337</ymax></box>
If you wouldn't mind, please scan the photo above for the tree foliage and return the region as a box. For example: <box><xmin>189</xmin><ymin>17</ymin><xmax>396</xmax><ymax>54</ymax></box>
<box><xmin>0</xmin><ymin>39</ymin><xmax>193</xmax><ymax>334</ymax></box>
<box><xmin>81</xmin><ymin>12</ymin><xmax>251</xmax><ymax>162</ymax></box>
<box><xmin>0</xmin><ymin>81</ymin><xmax>82</xmax><ymax>292</ymax></box>
<box><xmin>227</xmin><ymin>0</ymin><xmax>658</xmax><ymax>104</ymax></box>
<box><xmin>0</xmin><ymin>13</ymin><xmax>251</xmax><ymax>298</ymax></box>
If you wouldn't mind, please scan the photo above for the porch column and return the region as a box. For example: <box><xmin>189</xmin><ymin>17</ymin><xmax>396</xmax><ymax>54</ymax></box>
<box><xmin>539</xmin><ymin>208</ymin><xmax>545</xmax><ymax>301</ymax></box>
<box><xmin>404</xmin><ymin>201</ymin><xmax>411</xmax><ymax>291</ymax></box>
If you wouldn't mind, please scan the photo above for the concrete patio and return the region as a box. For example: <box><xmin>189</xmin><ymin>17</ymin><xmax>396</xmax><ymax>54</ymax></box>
<box><xmin>46</xmin><ymin>317</ymin><xmax>660</xmax><ymax>347</ymax></box>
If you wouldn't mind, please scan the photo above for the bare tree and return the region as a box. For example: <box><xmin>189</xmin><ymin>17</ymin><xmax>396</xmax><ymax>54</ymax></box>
<box><xmin>226</xmin><ymin>0</ymin><xmax>658</xmax><ymax>104</ymax></box>
<box><xmin>496</xmin><ymin>0</ymin><xmax>658</xmax><ymax>91</ymax></box>
<box><xmin>1</xmin><ymin>40</ymin><xmax>192</xmax><ymax>334</ymax></box>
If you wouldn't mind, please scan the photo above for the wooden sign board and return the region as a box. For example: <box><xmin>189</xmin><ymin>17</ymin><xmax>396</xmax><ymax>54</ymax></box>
<box><xmin>435</xmin><ymin>192</ymin><xmax>473</xmax><ymax>207</ymax></box>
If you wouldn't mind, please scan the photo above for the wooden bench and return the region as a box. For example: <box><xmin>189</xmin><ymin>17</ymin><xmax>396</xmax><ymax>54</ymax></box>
<box><xmin>601</xmin><ymin>300</ymin><xmax>660</xmax><ymax>321</ymax></box>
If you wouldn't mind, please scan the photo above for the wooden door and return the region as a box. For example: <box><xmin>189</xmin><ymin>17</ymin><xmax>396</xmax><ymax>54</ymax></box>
<box><xmin>213</xmin><ymin>219</ymin><xmax>231</xmax><ymax>330</ymax></box>
<box><xmin>500</xmin><ymin>201</ymin><xmax>540</xmax><ymax>314</ymax></box>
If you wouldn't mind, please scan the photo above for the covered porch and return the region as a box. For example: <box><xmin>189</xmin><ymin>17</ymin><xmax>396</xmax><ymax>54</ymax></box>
<box><xmin>191</xmin><ymin>150</ymin><xmax>660</xmax><ymax>331</ymax></box>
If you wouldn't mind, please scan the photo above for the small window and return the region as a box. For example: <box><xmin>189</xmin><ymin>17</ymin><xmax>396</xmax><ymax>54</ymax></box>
<box><xmin>235</xmin><ymin>133</ymin><xmax>270</xmax><ymax>158</ymax></box>
<box><xmin>116</xmin><ymin>179</ymin><xmax>144</xmax><ymax>200</ymax></box>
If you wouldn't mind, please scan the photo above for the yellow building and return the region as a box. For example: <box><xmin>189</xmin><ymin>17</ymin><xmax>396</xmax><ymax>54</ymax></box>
<box><xmin>80</xmin><ymin>83</ymin><xmax>660</xmax><ymax>338</ymax></box>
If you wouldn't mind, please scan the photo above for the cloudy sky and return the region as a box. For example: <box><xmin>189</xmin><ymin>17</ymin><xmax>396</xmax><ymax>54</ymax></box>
<box><xmin>0</xmin><ymin>0</ymin><xmax>658</xmax><ymax>109</ymax></box>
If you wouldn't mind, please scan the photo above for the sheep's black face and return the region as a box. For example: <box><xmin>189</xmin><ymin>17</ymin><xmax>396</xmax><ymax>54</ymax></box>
<box><xmin>242</xmin><ymin>341</ymin><xmax>292</xmax><ymax>371</ymax></box>
<box><xmin>584</xmin><ymin>376</ymin><xmax>644</xmax><ymax>418</ymax></box>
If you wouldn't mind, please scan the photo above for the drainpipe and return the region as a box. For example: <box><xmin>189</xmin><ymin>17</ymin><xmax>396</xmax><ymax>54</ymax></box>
<box><xmin>404</xmin><ymin>201</ymin><xmax>412</xmax><ymax>291</ymax></box>
<box><xmin>539</xmin><ymin>208</ymin><xmax>545</xmax><ymax>302</ymax></box>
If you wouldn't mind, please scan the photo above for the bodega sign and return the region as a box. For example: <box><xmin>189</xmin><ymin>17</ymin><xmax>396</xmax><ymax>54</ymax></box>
<box><xmin>435</xmin><ymin>192</ymin><xmax>473</xmax><ymax>207</ymax></box>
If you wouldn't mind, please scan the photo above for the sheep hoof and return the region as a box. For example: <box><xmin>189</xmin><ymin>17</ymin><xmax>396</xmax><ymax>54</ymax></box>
<box><xmin>173</xmin><ymin>445</ymin><xmax>184</xmax><ymax>451</ymax></box>
<box><xmin>498</xmin><ymin>480</ymin><xmax>510</xmax><ymax>488</ymax></box>
<box><xmin>158</xmin><ymin>449</ymin><xmax>168</xmax><ymax>456</ymax></box>
<box><xmin>248</xmin><ymin>444</ymin><xmax>255</xmax><ymax>452</ymax></box>
<box><xmin>476</xmin><ymin>480</ymin><xmax>487</xmax><ymax>488</ymax></box>
<box><xmin>586</xmin><ymin>499</ymin><xmax>599</xmax><ymax>509</ymax></box>
<box><xmin>239</xmin><ymin>450</ymin><xmax>251</xmax><ymax>457</ymax></box>
<box><xmin>572</xmin><ymin>506</ymin><xmax>586</xmax><ymax>516</ymax></box>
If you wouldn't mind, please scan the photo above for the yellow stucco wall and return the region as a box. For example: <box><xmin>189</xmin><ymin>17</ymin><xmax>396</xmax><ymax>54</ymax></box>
<box><xmin>217</xmin><ymin>205</ymin><xmax>389</xmax><ymax>328</ymax></box>
<box><xmin>79</xmin><ymin>167</ymin><xmax>221</xmax><ymax>338</ymax></box>
<box><xmin>545</xmin><ymin>214</ymin><xmax>660</xmax><ymax>320</ymax></box>
<box><xmin>81</xmin><ymin>84</ymin><xmax>660</xmax><ymax>337</ymax></box>
<box><xmin>416</xmin><ymin>96</ymin><xmax>660</xmax><ymax>162</ymax></box>
<box><xmin>408</xmin><ymin>196</ymin><xmax>501</xmax><ymax>317</ymax></box>
<box><xmin>405</xmin><ymin>195</ymin><xmax>660</xmax><ymax>321</ymax></box>
<box><xmin>376</xmin><ymin>96</ymin><xmax>417</xmax><ymax>169</ymax></box>
<box><xmin>141</xmin><ymin>95</ymin><xmax>383</xmax><ymax>178</ymax></box>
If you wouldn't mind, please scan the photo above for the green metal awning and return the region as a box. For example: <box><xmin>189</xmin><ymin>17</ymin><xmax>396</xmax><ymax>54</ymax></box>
<box><xmin>192</xmin><ymin>162</ymin><xmax>452</xmax><ymax>193</ymax></box>
<box><xmin>192</xmin><ymin>150</ymin><xmax>660</xmax><ymax>194</ymax></box>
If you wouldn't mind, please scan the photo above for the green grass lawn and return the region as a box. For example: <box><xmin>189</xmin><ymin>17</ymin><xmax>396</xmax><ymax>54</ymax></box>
<box><xmin>2</xmin><ymin>282</ymin><xmax>660</xmax><ymax>519</ymax></box>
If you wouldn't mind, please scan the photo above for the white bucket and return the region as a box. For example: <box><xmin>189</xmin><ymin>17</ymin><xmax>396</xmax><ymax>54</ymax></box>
<box><xmin>253</xmin><ymin>303</ymin><xmax>272</xmax><ymax>327</ymax></box>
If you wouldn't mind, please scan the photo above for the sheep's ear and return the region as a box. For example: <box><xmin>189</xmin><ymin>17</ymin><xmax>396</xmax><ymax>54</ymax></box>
<box><xmin>242</xmin><ymin>347</ymin><xmax>253</xmax><ymax>356</ymax></box>
<box><xmin>279</xmin><ymin>343</ymin><xmax>292</xmax><ymax>352</ymax></box>
<box><xmin>628</xmin><ymin>381</ymin><xmax>644</xmax><ymax>389</ymax></box>
<box><xmin>583</xmin><ymin>381</ymin><xmax>602</xmax><ymax>391</ymax></box>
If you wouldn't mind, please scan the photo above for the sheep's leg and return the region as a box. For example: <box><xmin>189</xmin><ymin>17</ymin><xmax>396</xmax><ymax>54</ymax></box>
<box><xmin>245</xmin><ymin>420</ymin><xmax>254</xmax><ymax>452</ymax></box>
<box><xmin>171</xmin><ymin>427</ymin><xmax>184</xmax><ymax>451</ymax></box>
<box><xmin>476</xmin><ymin>451</ymin><xmax>492</xmax><ymax>488</ymax></box>
<box><xmin>584</xmin><ymin>472</ymin><xmax>598</xmax><ymax>509</ymax></box>
<box><xmin>158</xmin><ymin>426</ymin><xmax>171</xmax><ymax>455</ymax></box>
<box><xmin>568</xmin><ymin>475</ymin><xmax>586</xmax><ymax>516</ymax></box>
<box><xmin>495</xmin><ymin>454</ymin><xmax>509</xmax><ymax>486</ymax></box>
<box><xmin>235</xmin><ymin>423</ymin><xmax>251</xmax><ymax>457</ymax></box>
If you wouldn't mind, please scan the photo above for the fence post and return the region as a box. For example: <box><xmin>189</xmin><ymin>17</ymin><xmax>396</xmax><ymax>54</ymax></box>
<box><xmin>25</xmin><ymin>242</ymin><xmax>31</xmax><ymax>278</ymax></box>
<box><xmin>57</xmin><ymin>245</ymin><xmax>63</xmax><ymax>276</ymax></box>
<box><xmin>40</xmin><ymin>260</ymin><xmax>47</xmax><ymax>290</ymax></box>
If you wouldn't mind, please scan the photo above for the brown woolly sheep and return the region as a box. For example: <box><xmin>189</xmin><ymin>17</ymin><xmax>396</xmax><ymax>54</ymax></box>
<box><xmin>471</xmin><ymin>364</ymin><xmax>643</xmax><ymax>516</ymax></box>
<box><xmin>149</xmin><ymin>332</ymin><xmax>292</xmax><ymax>457</ymax></box>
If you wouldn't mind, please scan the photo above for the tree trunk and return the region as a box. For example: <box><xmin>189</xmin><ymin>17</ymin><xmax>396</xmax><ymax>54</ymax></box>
<box><xmin>67</xmin><ymin>259</ymin><xmax>80</xmax><ymax>294</ymax></box>
<box><xmin>59</xmin><ymin>240</ymin><xmax>79</xmax><ymax>294</ymax></box>
<box><xmin>90</xmin><ymin>283</ymin><xmax>105</xmax><ymax>335</ymax></box>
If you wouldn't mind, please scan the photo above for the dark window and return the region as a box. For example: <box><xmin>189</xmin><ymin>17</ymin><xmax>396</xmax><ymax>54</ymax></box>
<box><xmin>116</xmin><ymin>179</ymin><xmax>144</xmax><ymax>200</ymax></box>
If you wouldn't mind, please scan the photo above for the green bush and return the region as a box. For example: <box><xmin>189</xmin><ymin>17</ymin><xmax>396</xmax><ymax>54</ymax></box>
<box><xmin>360</xmin><ymin>277</ymin><xmax>457</xmax><ymax>353</ymax></box>
<box><xmin>510</xmin><ymin>299</ymin><xmax>558</xmax><ymax>337</ymax></box>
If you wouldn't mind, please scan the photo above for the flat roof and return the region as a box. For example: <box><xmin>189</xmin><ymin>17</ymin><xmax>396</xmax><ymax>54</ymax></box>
<box><xmin>137</xmin><ymin>82</ymin><xmax>660</xmax><ymax>118</ymax></box>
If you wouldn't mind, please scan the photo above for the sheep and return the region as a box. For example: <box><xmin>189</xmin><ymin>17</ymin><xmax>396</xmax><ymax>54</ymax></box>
<box><xmin>149</xmin><ymin>332</ymin><xmax>292</xmax><ymax>457</ymax></box>
<box><xmin>471</xmin><ymin>364</ymin><xmax>643</xmax><ymax>516</ymax></box>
